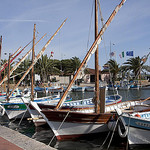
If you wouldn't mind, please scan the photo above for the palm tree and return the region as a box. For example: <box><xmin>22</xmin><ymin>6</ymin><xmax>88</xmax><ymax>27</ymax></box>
<box><xmin>61</xmin><ymin>59</ymin><xmax>74</xmax><ymax>75</ymax></box>
<box><xmin>123</xmin><ymin>56</ymin><xmax>143</xmax><ymax>80</ymax></box>
<box><xmin>71</xmin><ymin>57</ymin><xmax>81</xmax><ymax>74</ymax></box>
<box><xmin>35</xmin><ymin>54</ymin><xmax>50</xmax><ymax>83</ymax></box>
<box><xmin>48</xmin><ymin>59</ymin><xmax>61</xmax><ymax>75</ymax></box>
<box><xmin>34</xmin><ymin>55</ymin><xmax>81</xmax><ymax>82</ymax></box>
<box><xmin>15</xmin><ymin>56</ymin><xmax>31</xmax><ymax>85</ymax></box>
<box><xmin>106</xmin><ymin>59</ymin><xmax>120</xmax><ymax>84</ymax></box>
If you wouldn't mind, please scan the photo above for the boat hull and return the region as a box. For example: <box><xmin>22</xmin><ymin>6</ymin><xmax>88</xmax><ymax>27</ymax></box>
<box><xmin>49</xmin><ymin>121</ymin><xmax>109</xmax><ymax>140</ymax></box>
<box><xmin>128</xmin><ymin>126</ymin><xmax>150</xmax><ymax>145</ymax></box>
<box><xmin>122</xmin><ymin>113</ymin><xmax>150</xmax><ymax>145</ymax></box>
<box><xmin>27</xmin><ymin>95</ymin><xmax>122</xmax><ymax>127</ymax></box>
<box><xmin>41</xmin><ymin>109</ymin><xmax>113</xmax><ymax>140</ymax></box>
<box><xmin>2</xmin><ymin>103</ymin><xmax>30</xmax><ymax>119</ymax></box>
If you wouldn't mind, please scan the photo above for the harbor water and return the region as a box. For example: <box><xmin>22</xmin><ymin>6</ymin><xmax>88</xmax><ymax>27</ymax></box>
<box><xmin>1</xmin><ymin>88</ymin><xmax>150</xmax><ymax>150</ymax></box>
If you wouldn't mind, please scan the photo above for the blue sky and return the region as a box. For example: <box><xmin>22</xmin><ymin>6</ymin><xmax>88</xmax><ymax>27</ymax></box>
<box><xmin>0</xmin><ymin>0</ymin><xmax>150</xmax><ymax>69</ymax></box>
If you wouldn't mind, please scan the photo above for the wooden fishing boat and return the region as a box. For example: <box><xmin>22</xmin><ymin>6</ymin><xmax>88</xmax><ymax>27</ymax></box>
<box><xmin>116</xmin><ymin>108</ymin><xmax>150</xmax><ymax>145</ymax></box>
<box><xmin>71</xmin><ymin>86</ymin><xmax>85</xmax><ymax>92</ymax></box>
<box><xmin>0</xmin><ymin>88</ymin><xmax>22</xmax><ymax>101</ymax></box>
<box><xmin>85</xmin><ymin>86</ymin><xmax>95</xmax><ymax>92</ymax></box>
<box><xmin>48</xmin><ymin>86</ymin><xmax>64</xmax><ymax>93</ymax></box>
<box><xmin>29</xmin><ymin>101</ymin><xmax>116</xmax><ymax>140</ymax></box>
<box><xmin>0</xmin><ymin>95</ymin><xmax>72</xmax><ymax>120</ymax></box>
<box><xmin>25</xmin><ymin>93</ymin><xmax>122</xmax><ymax>127</ymax></box>
<box><xmin>29</xmin><ymin>0</ymin><xmax>127</xmax><ymax>141</ymax></box>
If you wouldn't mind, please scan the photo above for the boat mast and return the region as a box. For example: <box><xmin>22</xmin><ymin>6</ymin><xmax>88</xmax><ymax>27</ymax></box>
<box><xmin>0</xmin><ymin>36</ymin><xmax>2</xmax><ymax>81</ymax></box>
<box><xmin>7</xmin><ymin>54</ymin><xmax>11</xmax><ymax>101</ymax></box>
<box><xmin>7</xmin><ymin>19</ymin><xmax>67</xmax><ymax>99</ymax></box>
<box><xmin>31</xmin><ymin>24</ymin><xmax>36</xmax><ymax>101</ymax></box>
<box><xmin>55</xmin><ymin>0</ymin><xmax>126</xmax><ymax>109</ymax></box>
<box><xmin>0</xmin><ymin>34</ymin><xmax>46</xmax><ymax>86</ymax></box>
<box><xmin>0</xmin><ymin>39</ymin><xmax>32</xmax><ymax>75</ymax></box>
<box><xmin>95</xmin><ymin>0</ymin><xmax>100</xmax><ymax>113</ymax></box>
<box><xmin>0</xmin><ymin>47</ymin><xmax>21</xmax><ymax>73</ymax></box>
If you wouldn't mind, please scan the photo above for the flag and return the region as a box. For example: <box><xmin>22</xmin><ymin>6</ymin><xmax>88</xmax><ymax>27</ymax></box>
<box><xmin>50</xmin><ymin>51</ymin><xmax>54</xmax><ymax>57</ymax></box>
<box><xmin>119</xmin><ymin>54</ymin><xmax>122</xmax><ymax>58</ymax></box>
<box><xmin>126</xmin><ymin>51</ymin><xmax>133</xmax><ymax>56</ymax></box>
<box><xmin>122</xmin><ymin>51</ymin><xmax>124</xmax><ymax>58</ymax></box>
<box><xmin>110</xmin><ymin>51</ymin><xmax>115</xmax><ymax>57</ymax></box>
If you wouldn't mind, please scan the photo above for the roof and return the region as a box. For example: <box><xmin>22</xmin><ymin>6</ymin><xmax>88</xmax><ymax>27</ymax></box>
<box><xmin>86</xmin><ymin>68</ymin><xmax>101</xmax><ymax>75</ymax></box>
<box><xmin>86</xmin><ymin>68</ymin><xmax>109</xmax><ymax>75</ymax></box>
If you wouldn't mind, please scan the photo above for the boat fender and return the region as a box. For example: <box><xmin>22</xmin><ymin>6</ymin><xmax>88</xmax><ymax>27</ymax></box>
<box><xmin>117</xmin><ymin>117</ymin><xmax>128</xmax><ymax>138</ymax></box>
<box><xmin>0</xmin><ymin>105</ymin><xmax>5</xmax><ymax>116</ymax></box>
<box><xmin>134</xmin><ymin>114</ymin><xmax>141</xmax><ymax>118</ymax></box>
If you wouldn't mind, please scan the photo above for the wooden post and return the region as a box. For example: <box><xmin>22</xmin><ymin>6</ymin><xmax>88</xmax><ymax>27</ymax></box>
<box><xmin>100</xmin><ymin>87</ymin><xmax>106</xmax><ymax>113</ymax></box>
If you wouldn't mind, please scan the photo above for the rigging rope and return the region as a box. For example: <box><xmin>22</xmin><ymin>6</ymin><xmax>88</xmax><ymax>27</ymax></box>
<box><xmin>86</xmin><ymin>0</ymin><xmax>94</xmax><ymax>52</ymax></box>
<box><xmin>98</xmin><ymin>0</ymin><xmax>118</xmax><ymax>98</ymax></box>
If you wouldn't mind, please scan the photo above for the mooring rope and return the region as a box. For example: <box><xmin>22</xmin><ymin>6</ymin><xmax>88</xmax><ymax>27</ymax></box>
<box><xmin>99</xmin><ymin>114</ymin><xmax>119</xmax><ymax>149</ymax></box>
<box><xmin>107</xmin><ymin>117</ymin><xmax>120</xmax><ymax>150</ymax></box>
<box><xmin>48</xmin><ymin>110</ymin><xmax>71</xmax><ymax>146</ymax></box>
<box><xmin>15</xmin><ymin>98</ymin><xmax>31</xmax><ymax>130</ymax></box>
<box><xmin>126</xmin><ymin>114</ymin><xmax>131</xmax><ymax>150</ymax></box>
<box><xmin>16</xmin><ymin>108</ymin><xmax>28</xmax><ymax>130</ymax></box>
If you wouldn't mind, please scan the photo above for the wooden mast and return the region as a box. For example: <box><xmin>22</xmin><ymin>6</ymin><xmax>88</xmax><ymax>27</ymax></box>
<box><xmin>55</xmin><ymin>0</ymin><xmax>126</xmax><ymax>109</ymax></box>
<box><xmin>31</xmin><ymin>24</ymin><xmax>36</xmax><ymax>101</ymax></box>
<box><xmin>0</xmin><ymin>39</ymin><xmax>32</xmax><ymax>75</ymax></box>
<box><xmin>7</xmin><ymin>18</ymin><xmax>67</xmax><ymax>99</ymax></box>
<box><xmin>0</xmin><ymin>47</ymin><xmax>21</xmax><ymax>72</ymax></box>
<box><xmin>0</xmin><ymin>36</ymin><xmax>2</xmax><ymax>81</ymax></box>
<box><xmin>95</xmin><ymin>0</ymin><xmax>100</xmax><ymax>113</ymax></box>
<box><xmin>0</xmin><ymin>34</ymin><xmax>46</xmax><ymax>86</ymax></box>
<box><xmin>7</xmin><ymin>54</ymin><xmax>11</xmax><ymax>101</ymax></box>
<box><xmin>4</xmin><ymin>68</ymin><xmax>6</xmax><ymax>92</ymax></box>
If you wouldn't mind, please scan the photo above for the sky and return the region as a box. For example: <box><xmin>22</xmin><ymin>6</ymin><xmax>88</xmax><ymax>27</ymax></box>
<box><xmin>0</xmin><ymin>0</ymin><xmax>150</xmax><ymax>69</ymax></box>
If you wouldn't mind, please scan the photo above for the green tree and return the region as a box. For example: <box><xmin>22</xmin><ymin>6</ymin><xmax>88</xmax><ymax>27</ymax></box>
<box><xmin>15</xmin><ymin>56</ymin><xmax>31</xmax><ymax>84</ymax></box>
<box><xmin>71</xmin><ymin>57</ymin><xmax>81</xmax><ymax>73</ymax></box>
<box><xmin>34</xmin><ymin>55</ymin><xmax>81</xmax><ymax>82</ymax></box>
<box><xmin>35</xmin><ymin>54</ymin><xmax>50</xmax><ymax>82</ymax></box>
<box><xmin>48</xmin><ymin>59</ymin><xmax>61</xmax><ymax>75</ymax></box>
<box><xmin>61</xmin><ymin>59</ymin><xmax>73</xmax><ymax>75</ymax></box>
<box><xmin>106</xmin><ymin>59</ymin><xmax>120</xmax><ymax>84</ymax></box>
<box><xmin>123</xmin><ymin>56</ymin><xmax>143</xmax><ymax>79</ymax></box>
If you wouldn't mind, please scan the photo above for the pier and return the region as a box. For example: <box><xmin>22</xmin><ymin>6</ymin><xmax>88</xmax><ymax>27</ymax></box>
<box><xmin>0</xmin><ymin>125</ymin><xmax>55</xmax><ymax>150</ymax></box>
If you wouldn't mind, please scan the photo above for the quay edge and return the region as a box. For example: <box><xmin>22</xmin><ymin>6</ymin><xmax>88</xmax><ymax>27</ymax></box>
<box><xmin>0</xmin><ymin>125</ymin><xmax>56</xmax><ymax>150</ymax></box>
